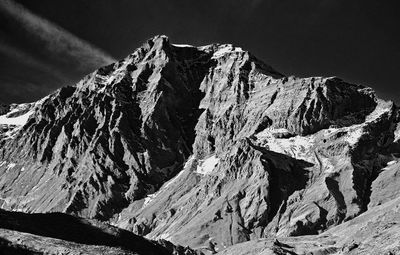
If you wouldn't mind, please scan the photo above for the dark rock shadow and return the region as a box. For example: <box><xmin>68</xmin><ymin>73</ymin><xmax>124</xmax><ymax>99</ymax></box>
<box><xmin>248</xmin><ymin>139</ymin><xmax>314</xmax><ymax>227</ymax></box>
<box><xmin>0</xmin><ymin>209</ymin><xmax>170</xmax><ymax>255</ymax></box>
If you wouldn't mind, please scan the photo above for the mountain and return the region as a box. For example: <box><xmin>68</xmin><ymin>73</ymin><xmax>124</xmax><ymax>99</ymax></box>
<box><xmin>0</xmin><ymin>35</ymin><xmax>399</xmax><ymax>254</ymax></box>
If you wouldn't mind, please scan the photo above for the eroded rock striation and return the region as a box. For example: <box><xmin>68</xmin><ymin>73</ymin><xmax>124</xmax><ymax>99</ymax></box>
<box><xmin>0</xmin><ymin>36</ymin><xmax>211</xmax><ymax>220</ymax></box>
<box><xmin>0</xmin><ymin>35</ymin><xmax>399</xmax><ymax>254</ymax></box>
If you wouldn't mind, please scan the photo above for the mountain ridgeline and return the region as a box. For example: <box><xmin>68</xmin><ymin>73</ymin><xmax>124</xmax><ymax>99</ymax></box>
<box><xmin>0</xmin><ymin>35</ymin><xmax>399</xmax><ymax>254</ymax></box>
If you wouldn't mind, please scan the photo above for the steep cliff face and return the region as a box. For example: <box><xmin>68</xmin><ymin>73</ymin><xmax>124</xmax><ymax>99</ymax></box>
<box><xmin>0</xmin><ymin>36</ymin><xmax>212</xmax><ymax>220</ymax></box>
<box><xmin>108</xmin><ymin>38</ymin><xmax>397</xmax><ymax>252</ymax></box>
<box><xmin>114</xmin><ymin>85</ymin><xmax>397</xmax><ymax>252</ymax></box>
<box><xmin>0</xmin><ymin>35</ymin><xmax>399</xmax><ymax>254</ymax></box>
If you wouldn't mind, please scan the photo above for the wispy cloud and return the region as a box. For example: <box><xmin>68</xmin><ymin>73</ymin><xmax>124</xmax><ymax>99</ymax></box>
<box><xmin>0</xmin><ymin>39</ymin><xmax>73</xmax><ymax>104</ymax></box>
<box><xmin>0</xmin><ymin>39</ymin><xmax>69</xmax><ymax>84</ymax></box>
<box><xmin>0</xmin><ymin>0</ymin><xmax>116</xmax><ymax>71</ymax></box>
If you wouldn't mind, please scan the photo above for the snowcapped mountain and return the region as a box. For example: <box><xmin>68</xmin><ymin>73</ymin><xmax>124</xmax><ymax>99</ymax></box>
<box><xmin>0</xmin><ymin>35</ymin><xmax>399</xmax><ymax>254</ymax></box>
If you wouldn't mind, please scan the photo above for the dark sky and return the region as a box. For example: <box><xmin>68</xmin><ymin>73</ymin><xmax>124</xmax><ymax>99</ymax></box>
<box><xmin>0</xmin><ymin>0</ymin><xmax>399</xmax><ymax>104</ymax></box>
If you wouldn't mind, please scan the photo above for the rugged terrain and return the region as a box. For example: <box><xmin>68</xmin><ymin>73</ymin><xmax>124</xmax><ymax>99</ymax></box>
<box><xmin>0</xmin><ymin>209</ymin><xmax>198</xmax><ymax>254</ymax></box>
<box><xmin>0</xmin><ymin>35</ymin><xmax>399</xmax><ymax>254</ymax></box>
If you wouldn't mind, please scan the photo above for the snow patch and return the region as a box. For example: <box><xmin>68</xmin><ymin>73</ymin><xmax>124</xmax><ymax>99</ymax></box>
<box><xmin>143</xmin><ymin>193</ymin><xmax>157</xmax><ymax>207</ymax></box>
<box><xmin>345</xmin><ymin>128</ymin><xmax>364</xmax><ymax>146</ymax></box>
<box><xmin>212</xmin><ymin>45</ymin><xmax>243</xmax><ymax>58</ymax></box>
<box><xmin>325</xmin><ymin>125</ymin><xmax>365</xmax><ymax>146</ymax></box>
<box><xmin>256</xmin><ymin>128</ymin><xmax>314</xmax><ymax>160</ymax></box>
<box><xmin>0</xmin><ymin>110</ymin><xmax>34</xmax><ymax>126</ymax></box>
<box><xmin>256</xmin><ymin>128</ymin><xmax>291</xmax><ymax>137</ymax></box>
<box><xmin>387</xmin><ymin>160</ymin><xmax>397</xmax><ymax>166</ymax></box>
<box><xmin>7</xmin><ymin>163</ymin><xmax>16</xmax><ymax>170</ymax></box>
<box><xmin>196</xmin><ymin>155</ymin><xmax>220</xmax><ymax>175</ymax></box>
<box><xmin>0</xmin><ymin>161</ymin><xmax>6</xmax><ymax>167</ymax></box>
<box><xmin>0</xmin><ymin>101</ymin><xmax>41</xmax><ymax>131</ymax></box>
<box><xmin>172</xmin><ymin>43</ymin><xmax>194</xmax><ymax>48</ymax></box>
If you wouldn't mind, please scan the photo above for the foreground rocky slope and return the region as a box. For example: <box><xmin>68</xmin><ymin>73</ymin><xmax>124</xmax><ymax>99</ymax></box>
<box><xmin>0</xmin><ymin>209</ymin><xmax>198</xmax><ymax>255</ymax></box>
<box><xmin>0</xmin><ymin>35</ymin><xmax>399</xmax><ymax>254</ymax></box>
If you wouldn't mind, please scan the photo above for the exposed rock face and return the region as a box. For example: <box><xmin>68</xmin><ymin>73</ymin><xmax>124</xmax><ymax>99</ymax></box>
<box><xmin>369</xmin><ymin>161</ymin><xmax>400</xmax><ymax>208</ymax></box>
<box><xmin>0</xmin><ymin>35</ymin><xmax>211</xmax><ymax>220</ymax></box>
<box><xmin>217</xmin><ymin>195</ymin><xmax>400</xmax><ymax>255</ymax></box>
<box><xmin>114</xmin><ymin>97</ymin><xmax>398</xmax><ymax>252</ymax></box>
<box><xmin>0</xmin><ymin>35</ymin><xmax>399</xmax><ymax>254</ymax></box>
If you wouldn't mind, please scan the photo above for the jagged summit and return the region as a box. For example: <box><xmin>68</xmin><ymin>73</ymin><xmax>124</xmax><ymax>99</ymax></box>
<box><xmin>0</xmin><ymin>35</ymin><xmax>399</xmax><ymax>254</ymax></box>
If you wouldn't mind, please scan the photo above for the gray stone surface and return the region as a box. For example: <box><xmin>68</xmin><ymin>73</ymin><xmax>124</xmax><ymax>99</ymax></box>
<box><xmin>0</xmin><ymin>35</ymin><xmax>399</xmax><ymax>254</ymax></box>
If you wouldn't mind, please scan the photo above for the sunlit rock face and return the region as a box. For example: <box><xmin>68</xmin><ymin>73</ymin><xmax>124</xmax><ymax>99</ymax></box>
<box><xmin>1</xmin><ymin>35</ymin><xmax>399</xmax><ymax>254</ymax></box>
<box><xmin>0</xmin><ymin>35</ymin><xmax>212</xmax><ymax>220</ymax></box>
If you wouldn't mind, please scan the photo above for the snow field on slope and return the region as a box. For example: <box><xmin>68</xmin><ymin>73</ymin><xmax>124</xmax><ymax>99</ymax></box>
<box><xmin>196</xmin><ymin>155</ymin><xmax>220</xmax><ymax>175</ymax></box>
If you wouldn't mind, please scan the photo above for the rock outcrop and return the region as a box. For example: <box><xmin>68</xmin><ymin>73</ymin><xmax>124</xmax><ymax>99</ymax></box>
<box><xmin>0</xmin><ymin>35</ymin><xmax>399</xmax><ymax>254</ymax></box>
<box><xmin>217</xmin><ymin>194</ymin><xmax>400</xmax><ymax>255</ymax></box>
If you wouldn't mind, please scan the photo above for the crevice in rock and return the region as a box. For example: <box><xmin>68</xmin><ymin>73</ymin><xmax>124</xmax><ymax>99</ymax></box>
<box><xmin>247</xmin><ymin>141</ymin><xmax>312</xmax><ymax>235</ymax></box>
<box><xmin>350</xmin><ymin>107</ymin><xmax>398</xmax><ymax>214</ymax></box>
<box><xmin>325</xmin><ymin>175</ymin><xmax>346</xmax><ymax>226</ymax></box>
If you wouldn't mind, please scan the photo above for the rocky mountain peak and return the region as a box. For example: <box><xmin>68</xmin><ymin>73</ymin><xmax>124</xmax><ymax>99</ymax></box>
<box><xmin>0</xmin><ymin>35</ymin><xmax>399</xmax><ymax>254</ymax></box>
